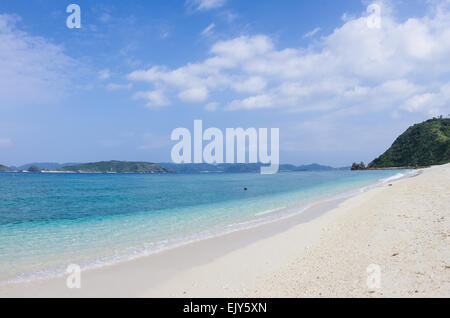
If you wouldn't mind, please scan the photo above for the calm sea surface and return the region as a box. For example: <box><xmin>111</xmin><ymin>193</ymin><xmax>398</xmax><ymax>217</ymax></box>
<box><xmin>0</xmin><ymin>170</ymin><xmax>411</xmax><ymax>282</ymax></box>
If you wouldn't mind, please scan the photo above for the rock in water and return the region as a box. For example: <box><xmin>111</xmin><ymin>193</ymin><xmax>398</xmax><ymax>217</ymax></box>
<box><xmin>351</xmin><ymin>162</ymin><xmax>366</xmax><ymax>170</ymax></box>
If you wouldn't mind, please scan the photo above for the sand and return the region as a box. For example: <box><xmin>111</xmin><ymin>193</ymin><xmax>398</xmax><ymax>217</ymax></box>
<box><xmin>1</xmin><ymin>164</ymin><xmax>449</xmax><ymax>298</ymax></box>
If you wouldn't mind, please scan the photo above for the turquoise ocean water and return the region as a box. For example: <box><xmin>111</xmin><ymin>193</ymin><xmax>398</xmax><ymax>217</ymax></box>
<box><xmin>0</xmin><ymin>170</ymin><xmax>413</xmax><ymax>283</ymax></box>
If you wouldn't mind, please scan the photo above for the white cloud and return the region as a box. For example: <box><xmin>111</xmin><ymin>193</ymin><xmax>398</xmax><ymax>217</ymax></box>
<box><xmin>0</xmin><ymin>138</ymin><xmax>12</xmax><ymax>147</ymax></box>
<box><xmin>133</xmin><ymin>90</ymin><xmax>170</xmax><ymax>108</ymax></box>
<box><xmin>201</xmin><ymin>23</ymin><xmax>216</xmax><ymax>37</ymax></box>
<box><xmin>186</xmin><ymin>0</ymin><xmax>227</xmax><ymax>11</ymax></box>
<box><xmin>231</xmin><ymin>76</ymin><xmax>267</xmax><ymax>93</ymax></box>
<box><xmin>303</xmin><ymin>27</ymin><xmax>321</xmax><ymax>38</ymax></box>
<box><xmin>106</xmin><ymin>83</ymin><xmax>133</xmax><ymax>91</ymax></box>
<box><xmin>99</xmin><ymin>13</ymin><xmax>112</xmax><ymax>23</ymax></box>
<box><xmin>211</xmin><ymin>35</ymin><xmax>273</xmax><ymax>60</ymax></box>
<box><xmin>128</xmin><ymin>1</ymin><xmax>450</xmax><ymax>117</ymax></box>
<box><xmin>205</xmin><ymin>102</ymin><xmax>219</xmax><ymax>112</ymax></box>
<box><xmin>160</xmin><ymin>30</ymin><xmax>170</xmax><ymax>39</ymax></box>
<box><xmin>179</xmin><ymin>87</ymin><xmax>209</xmax><ymax>103</ymax></box>
<box><xmin>0</xmin><ymin>14</ymin><xmax>75</xmax><ymax>107</ymax></box>
<box><xmin>402</xmin><ymin>93</ymin><xmax>437</xmax><ymax>113</ymax></box>
<box><xmin>98</xmin><ymin>69</ymin><xmax>112</xmax><ymax>80</ymax></box>
<box><xmin>227</xmin><ymin>94</ymin><xmax>273</xmax><ymax>111</ymax></box>
<box><xmin>401</xmin><ymin>83</ymin><xmax>450</xmax><ymax>115</ymax></box>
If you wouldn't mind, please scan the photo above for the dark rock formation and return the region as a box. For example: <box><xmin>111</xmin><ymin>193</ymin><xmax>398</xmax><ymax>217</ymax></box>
<box><xmin>351</xmin><ymin>162</ymin><xmax>366</xmax><ymax>170</ymax></box>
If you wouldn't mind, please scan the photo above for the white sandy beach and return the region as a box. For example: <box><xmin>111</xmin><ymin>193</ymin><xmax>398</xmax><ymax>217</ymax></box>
<box><xmin>1</xmin><ymin>164</ymin><xmax>449</xmax><ymax>298</ymax></box>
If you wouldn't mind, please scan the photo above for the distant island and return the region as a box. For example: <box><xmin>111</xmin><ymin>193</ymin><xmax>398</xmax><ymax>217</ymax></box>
<box><xmin>11</xmin><ymin>117</ymin><xmax>450</xmax><ymax>174</ymax></box>
<box><xmin>0</xmin><ymin>164</ymin><xmax>12</xmax><ymax>172</ymax></box>
<box><xmin>3</xmin><ymin>117</ymin><xmax>449</xmax><ymax>174</ymax></box>
<box><xmin>10</xmin><ymin>162</ymin><xmax>81</xmax><ymax>171</ymax></box>
<box><xmin>0</xmin><ymin>161</ymin><xmax>349</xmax><ymax>174</ymax></box>
<box><xmin>352</xmin><ymin>117</ymin><xmax>450</xmax><ymax>170</ymax></box>
<box><xmin>60</xmin><ymin>161</ymin><xmax>173</xmax><ymax>173</ymax></box>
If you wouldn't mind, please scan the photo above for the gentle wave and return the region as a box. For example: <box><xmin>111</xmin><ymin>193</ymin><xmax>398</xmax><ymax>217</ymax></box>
<box><xmin>379</xmin><ymin>170</ymin><xmax>420</xmax><ymax>184</ymax></box>
<box><xmin>3</xmin><ymin>182</ymin><xmax>389</xmax><ymax>284</ymax></box>
<box><xmin>254</xmin><ymin>207</ymin><xmax>286</xmax><ymax>216</ymax></box>
<box><xmin>1</xmin><ymin>170</ymin><xmax>417</xmax><ymax>284</ymax></box>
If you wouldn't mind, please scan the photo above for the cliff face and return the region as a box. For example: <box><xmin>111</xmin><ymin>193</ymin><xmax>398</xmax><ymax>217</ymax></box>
<box><xmin>369</xmin><ymin>118</ymin><xmax>450</xmax><ymax>168</ymax></box>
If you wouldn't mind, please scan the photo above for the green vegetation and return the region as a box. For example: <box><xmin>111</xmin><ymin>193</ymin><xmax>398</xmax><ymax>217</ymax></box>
<box><xmin>27</xmin><ymin>165</ymin><xmax>42</xmax><ymax>173</ymax></box>
<box><xmin>0</xmin><ymin>164</ymin><xmax>12</xmax><ymax>172</ymax></box>
<box><xmin>17</xmin><ymin>162</ymin><xmax>72</xmax><ymax>170</ymax></box>
<box><xmin>369</xmin><ymin>117</ymin><xmax>450</xmax><ymax>168</ymax></box>
<box><xmin>61</xmin><ymin>161</ymin><xmax>173</xmax><ymax>173</ymax></box>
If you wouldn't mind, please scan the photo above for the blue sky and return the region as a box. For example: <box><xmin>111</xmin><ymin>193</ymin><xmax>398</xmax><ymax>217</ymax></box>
<box><xmin>0</xmin><ymin>0</ymin><xmax>449</xmax><ymax>167</ymax></box>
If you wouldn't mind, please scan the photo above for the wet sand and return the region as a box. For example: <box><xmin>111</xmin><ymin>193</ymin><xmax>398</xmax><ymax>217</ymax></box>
<box><xmin>1</xmin><ymin>164</ymin><xmax>448</xmax><ymax>298</ymax></box>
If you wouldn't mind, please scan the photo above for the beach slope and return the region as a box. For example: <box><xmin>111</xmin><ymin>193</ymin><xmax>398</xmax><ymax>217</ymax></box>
<box><xmin>246</xmin><ymin>164</ymin><xmax>450</xmax><ymax>297</ymax></box>
<box><xmin>1</xmin><ymin>164</ymin><xmax>449</xmax><ymax>298</ymax></box>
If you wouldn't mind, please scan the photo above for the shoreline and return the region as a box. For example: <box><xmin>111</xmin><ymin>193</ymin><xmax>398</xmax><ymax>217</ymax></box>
<box><xmin>0</xmin><ymin>170</ymin><xmax>412</xmax><ymax>291</ymax></box>
<box><xmin>0</xmin><ymin>170</ymin><xmax>410</xmax><ymax>285</ymax></box>
<box><xmin>0</xmin><ymin>165</ymin><xmax>448</xmax><ymax>297</ymax></box>
<box><xmin>0</xmin><ymin>178</ymin><xmax>370</xmax><ymax>296</ymax></box>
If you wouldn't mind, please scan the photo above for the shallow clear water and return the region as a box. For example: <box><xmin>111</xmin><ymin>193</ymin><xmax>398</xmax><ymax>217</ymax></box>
<box><xmin>0</xmin><ymin>170</ymin><xmax>411</xmax><ymax>282</ymax></box>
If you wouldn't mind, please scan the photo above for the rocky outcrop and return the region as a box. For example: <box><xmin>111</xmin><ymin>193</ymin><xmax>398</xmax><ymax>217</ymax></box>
<box><xmin>351</xmin><ymin>162</ymin><xmax>366</xmax><ymax>170</ymax></box>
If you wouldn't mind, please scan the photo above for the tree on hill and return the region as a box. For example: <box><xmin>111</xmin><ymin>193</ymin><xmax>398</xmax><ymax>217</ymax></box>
<box><xmin>369</xmin><ymin>118</ymin><xmax>450</xmax><ymax>168</ymax></box>
<box><xmin>61</xmin><ymin>161</ymin><xmax>171</xmax><ymax>173</ymax></box>
<box><xmin>28</xmin><ymin>165</ymin><xmax>42</xmax><ymax>173</ymax></box>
